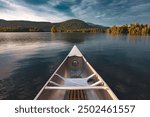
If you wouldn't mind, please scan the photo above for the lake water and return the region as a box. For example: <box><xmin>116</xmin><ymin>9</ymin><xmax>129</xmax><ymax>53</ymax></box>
<box><xmin>0</xmin><ymin>32</ymin><xmax>150</xmax><ymax>100</ymax></box>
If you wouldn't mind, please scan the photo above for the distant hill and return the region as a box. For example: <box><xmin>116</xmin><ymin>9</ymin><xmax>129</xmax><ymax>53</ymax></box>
<box><xmin>0</xmin><ymin>19</ymin><xmax>107</xmax><ymax>32</ymax></box>
<box><xmin>87</xmin><ymin>22</ymin><xmax>109</xmax><ymax>29</ymax></box>
<box><xmin>55</xmin><ymin>19</ymin><xmax>108</xmax><ymax>30</ymax></box>
<box><xmin>0</xmin><ymin>19</ymin><xmax>52</xmax><ymax>32</ymax></box>
<box><xmin>57</xmin><ymin>19</ymin><xmax>92</xmax><ymax>30</ymax></box>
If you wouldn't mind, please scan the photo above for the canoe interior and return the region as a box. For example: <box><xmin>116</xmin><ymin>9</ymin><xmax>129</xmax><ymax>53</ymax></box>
<box><xmin>37</xmin><ymin>89</ymin><xmax>114</xmax><ymax>100</ymax></box>
<box><xmin>36</xmin><ymin>56</ymin><xmax>117</xmax><ymax>100</ymax></box>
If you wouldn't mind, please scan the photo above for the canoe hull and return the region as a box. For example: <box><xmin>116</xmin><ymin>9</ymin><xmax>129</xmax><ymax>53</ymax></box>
<box><xmin>34</xmin><ymin>45</ymin><xmax>118</xmax><ymax>100</ymax></box>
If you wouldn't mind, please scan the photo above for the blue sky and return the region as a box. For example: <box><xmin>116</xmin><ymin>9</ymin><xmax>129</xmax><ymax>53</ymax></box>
<box><xmin>0</xmin><ymin>0</ymin><xmax>150</xmax><ymax>26</ymax></box>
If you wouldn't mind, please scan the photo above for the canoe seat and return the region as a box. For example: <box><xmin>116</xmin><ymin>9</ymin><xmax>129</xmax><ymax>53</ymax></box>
<box><xmin>48</xmin><ymin>73</ymin><xmax>104</xmax><ymax>87</ymax></box>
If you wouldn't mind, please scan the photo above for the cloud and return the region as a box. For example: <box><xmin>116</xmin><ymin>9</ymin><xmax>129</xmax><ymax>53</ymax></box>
<box><xmin>0</xmin><ymin>0</ymin><xmax>73</xmax><ymax>22</ymax></box>
<box><xmin>23</xmin><ymin>0</ymin><xmax>49</xmax><ymax>5</ymax></box>
<box><xmin>0</xmin><ymin>0</ymin><xmax>47</xmax><ymax>21</ymax></box>
<box><xmin>0</xmin><ymin>1</ymin><xmax>7</xmax><ymax>9</ymax></box>
<box><xmin>0</xmin><ymin>0</ymin><xmax>150</xmax><ymax>25</ymax></box>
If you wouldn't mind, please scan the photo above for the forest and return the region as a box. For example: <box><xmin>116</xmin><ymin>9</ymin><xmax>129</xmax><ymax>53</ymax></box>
<box><xmin>0</xmin><ymin>19</ymin><xmax>106</xmax><ymax>32</ymax></box>
<box><xmin>107</xmin><ymin>23</ymin><xmax>150</xmax><ymax>35</ymax></box>
<box><xmin>0</xmin><ymin>26</ymin><xmax>41</xmax><ymax>32</ymax></box>
<box><xmin>0</xmin><ymin>19</ymin><xmax>150</xmax><ymax>35</ymax></box>
<box><xmin>51</xmin><ymin>25</ymin><xmax>105</xmax><ymax>33</ymax></box>
<box><xmin>50</xmin><ymin>19</ymin><xmax>106</xmax><ymax>33</ymax></box>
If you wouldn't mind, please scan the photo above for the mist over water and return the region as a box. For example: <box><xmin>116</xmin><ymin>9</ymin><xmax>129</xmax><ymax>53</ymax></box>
<box><xmin>0</xmin><ymin>32</ymin><xmax>150</xmax><ymax>99</ymax></box>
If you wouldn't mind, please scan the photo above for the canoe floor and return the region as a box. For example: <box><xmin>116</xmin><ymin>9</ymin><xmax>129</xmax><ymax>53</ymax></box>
<box><xmin>36</xmin><ymin>89</ymin><xmax>113</xmax><ymax>100</ymax></box>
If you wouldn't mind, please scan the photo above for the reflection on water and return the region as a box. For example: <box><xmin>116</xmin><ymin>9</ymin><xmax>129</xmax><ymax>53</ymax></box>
<box><xmin>0</xmin><ymin>32</ymin><xmax>150</xmax><ymax>99</ymax></box>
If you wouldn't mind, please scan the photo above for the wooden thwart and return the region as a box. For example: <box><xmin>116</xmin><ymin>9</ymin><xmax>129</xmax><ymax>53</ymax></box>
<box><xmin>45</xmin><ymin>86</ymin><xmax>108</xmax><ymax>90</ymax></box>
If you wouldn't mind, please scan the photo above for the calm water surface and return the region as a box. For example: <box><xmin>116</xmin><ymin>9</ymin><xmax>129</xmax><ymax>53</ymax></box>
<box><xmin>0</xmin><ymin>32</ymin><xmax>150</xmax><ymax>100</ymax></box>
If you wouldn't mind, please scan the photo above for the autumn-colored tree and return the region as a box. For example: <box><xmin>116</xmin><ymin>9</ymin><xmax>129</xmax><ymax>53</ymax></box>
<box><xmin>107</xmin><ymin>23</ymin><xmax>150</xmax><ymax>35</ymax></box>
<box><xmin>51</xmin><ymin>25</ymin><xmax>57</xmax><ymax>32</ymax></box>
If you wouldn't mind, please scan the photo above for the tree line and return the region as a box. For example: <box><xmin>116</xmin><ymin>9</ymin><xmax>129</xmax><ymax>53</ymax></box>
<box><xmin>0</xmin><ymin>26</ymin><xmax>41</xmax><ymax>32</ymax></box>
<box><xmin>107</xmin><ymin>23</ymin><xmax>150</xmax><ymax>35</ymax></box>
<box><xmin>1</xmin><ymin>23</ymin><xmax>150</xmax><ymax>35</ymax></box>
<box><xmin>50</xmin><ymin>25</ymin><xmax>105</xmax><ymax>33</ymax></box>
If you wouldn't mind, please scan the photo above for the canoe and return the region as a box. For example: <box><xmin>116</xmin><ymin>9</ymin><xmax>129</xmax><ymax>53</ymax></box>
<box><xmin>34</xmin><ymin>45</ymin><xmax>118</xmax><ymax>100</ymax></box>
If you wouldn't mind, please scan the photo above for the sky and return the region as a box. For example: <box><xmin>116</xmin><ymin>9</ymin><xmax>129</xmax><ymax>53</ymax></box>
<box><xmin>0</xmin><ymin>0</ymin><xmax>150</xmax><ymax>26</ymax></box>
